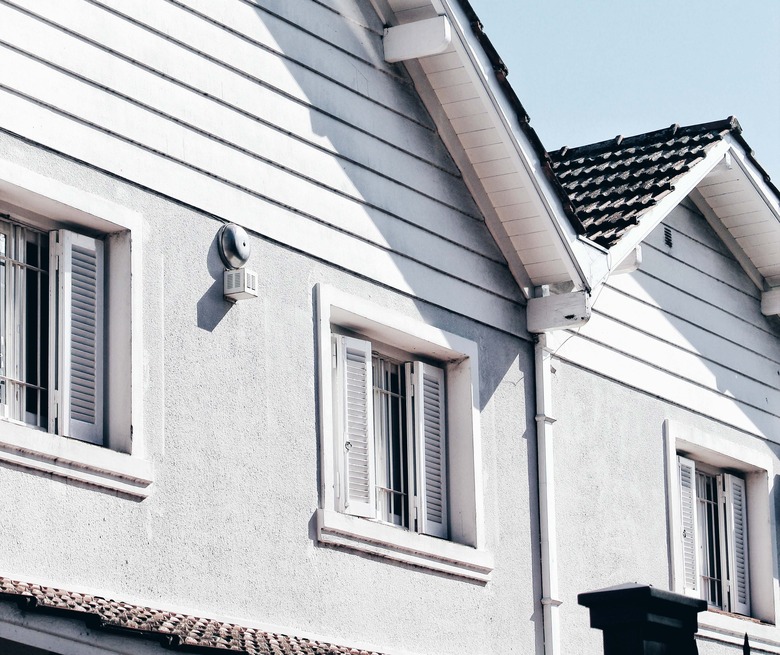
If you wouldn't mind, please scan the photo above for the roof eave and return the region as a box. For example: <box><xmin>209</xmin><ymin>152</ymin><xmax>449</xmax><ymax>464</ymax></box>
<box><xmin>376</xmin><ymin>0</ymin><xmax>609</xmax><ymax>296</ymax></box>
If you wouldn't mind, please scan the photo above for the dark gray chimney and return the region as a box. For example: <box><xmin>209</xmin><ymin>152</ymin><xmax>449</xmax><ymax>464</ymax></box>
<box><xmin>579</xmin><ymin>584</ymin><xmax>707</xmax><ymax>655</ymax></box>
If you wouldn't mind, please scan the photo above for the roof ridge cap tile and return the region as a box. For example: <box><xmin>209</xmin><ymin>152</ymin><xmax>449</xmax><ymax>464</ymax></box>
<box><xmin>548</xmin><ymin>117</ymin><xmax>739</xmax><ymax>162</ymax></box>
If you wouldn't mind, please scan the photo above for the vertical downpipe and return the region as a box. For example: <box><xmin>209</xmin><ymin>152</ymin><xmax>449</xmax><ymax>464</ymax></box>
<box><xmin>535</xmin><ymin>332</ymin><xmax>562</xmax><ymax>655</ymax></box>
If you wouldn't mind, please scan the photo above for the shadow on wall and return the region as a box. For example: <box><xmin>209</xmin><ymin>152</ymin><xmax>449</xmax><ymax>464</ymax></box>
<box><xmin>196</xmin><ymin>232</ymin><xmax>233</xmax><ymax>332</ymax></box>
<box><xmin>256</xmin><ymin>2</ymin><xmax>543</xmax><ymax>651</ymax></box>
<box><xmin>602</xmin><ymin>205</ymin><xmax>780</xmax><ymax>438</ymax></box>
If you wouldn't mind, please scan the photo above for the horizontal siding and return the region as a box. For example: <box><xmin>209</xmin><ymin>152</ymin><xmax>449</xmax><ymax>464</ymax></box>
<box><xmin>555</xmin><ymin>206</ymin><xmax>780</xmax><ymax>441</ymax></box>
<box><xmin>0</xmin><ymin>0</ymin><xmax>528</xmax><ymax>335</ymax></box>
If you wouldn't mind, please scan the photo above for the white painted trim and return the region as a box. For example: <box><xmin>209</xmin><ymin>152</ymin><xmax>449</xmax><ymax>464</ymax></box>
<box><xmin>0</xmin><ymin>159</ymin><xmax>142</xmax><ymax>234</ymax></box>
<box><xmin>534</xmin><ymin>334</ymin><xmax>562</xmax><ymax>655</ymax></box>
<box><xmin>723</xmin><ymin>135</ymin><xmax>780</xmax><ymax>223</ymax></box>
<box><xmin>0</xmin><ymin>158</ymin><xmax>147</xmax><ymax>468</ymax></box>
<box><xmin>400</xmin><ymin>57</ymin><xmax>534</xmax><ymax>298</ymax></box>
<box><xmin>761</xmin><ymin>287</ymin><xmax>780</xmax><ymax>316</ymax></box>
<box><xmin>698</xmin><ymin>613</ymin><xmax>780</xmax><ymax>654</ymax></box>
<box><xmin>384</xmin><ymin>16</ymin><xmax>452</xmax><ymax>63</ymax></box>
<box><xmin>438</xmin><ymin>0</ymin><xmax>609</xmax><ymax>292</ymax></box>
<box><xmin>316</xmin><ymin>509</ymin><xmax>492</xmax><ymax>582</ymax></box>
<box><xmin>611</xmin><ymin>245</ymin><xmax>642</xmax><ymax>275</ymax></box>
<box><xmin>664</xmin><ymin>420</ymin><xmax>779</xmax><ymax>630</ymax></box>
<box><xmin>0</xmin><ymin>421</ymin><xmax>152</xmax><ymax>498</ymax></box>
<box><xmin>527</xmin><ymin>291</ymin><xmax>590</xmax><ymax>333</ymax></box>
<box><xmin>605</xmin><ymin>140</ymin><xmax>731</xmax><ymax>279</ymax></box>
<box><xmin>316</xmin><ymin>284</ymin><xmax>487</xmax><ymax>564</ymax></box>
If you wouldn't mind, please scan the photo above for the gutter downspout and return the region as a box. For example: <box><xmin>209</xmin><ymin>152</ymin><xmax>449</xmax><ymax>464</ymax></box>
<box><xmin>535</xmin><ymin>331</ymin><xmax>562</xmax><ymax>655</ymax></box>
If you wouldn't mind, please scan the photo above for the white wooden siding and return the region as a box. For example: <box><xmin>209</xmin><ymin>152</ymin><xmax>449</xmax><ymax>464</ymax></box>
<box><xmin>0</xmin><ymin>0</ymin><xmax>527</xmax><ymax>335</ymax></box>
<box><xmin>553</xmin><ymin>204</ymin><xmax>780</xmax><ymax>440</ymax></box>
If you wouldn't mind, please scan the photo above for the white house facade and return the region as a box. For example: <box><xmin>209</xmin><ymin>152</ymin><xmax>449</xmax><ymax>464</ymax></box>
<box><xmin>0</xmin><ymin>1</ymin><xmax>777</xmax><ymax>654</ymax></box>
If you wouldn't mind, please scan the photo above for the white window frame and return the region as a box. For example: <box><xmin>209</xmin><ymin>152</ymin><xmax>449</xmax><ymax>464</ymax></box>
<box><xmin>315</xmin><ymin>284</ymin><xmax>493</xmax><ymax>582</ymax></box>
<box><xmin>0</xmin><ymin>159</ymin><xmax>151</xmax><ymax>498</ymax></box>
<box><xmin>665</xmin><ymin>419</ymin><xmax>779</xmax><ymax>651</ymax></box>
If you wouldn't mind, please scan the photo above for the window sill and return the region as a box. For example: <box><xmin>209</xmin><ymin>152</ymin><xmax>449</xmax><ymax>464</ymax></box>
<box><xmin>0</xmin><ymin>421</ymin><xmax>153</xmax><ymax>499</ymax></box>
<box><xmin>316</xmin><ymin>509</ymin><xmax>493</xmax><ymax>582</ymax></box>
<box><xmin>698</xmin><ymin>609</ymin><xmax>779</xmax><ymax>653</ymax></box>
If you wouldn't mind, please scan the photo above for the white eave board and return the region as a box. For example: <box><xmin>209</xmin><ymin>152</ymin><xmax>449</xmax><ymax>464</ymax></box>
<box><xmin>381</xmin><ymin>0</ymin><xmax>609</xmax><ymax>295</ymax></box>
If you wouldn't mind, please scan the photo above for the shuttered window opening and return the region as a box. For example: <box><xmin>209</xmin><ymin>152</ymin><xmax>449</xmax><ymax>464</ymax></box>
<box><xmin>334</xmin><ymin>334</ymin><xmax>448</xmax><ymax>539</ymax></box>
<box><xmin>0</xmin><ymin>215</ymin><xmax>105</xmax><ymax>446</ymax></box>
<box><xmin>0</xmin><ymin>217</ymin><xmax>50</xmax><ymax>430</ymax></box>
<box><xmin>676</xmin><ymin>455</ymin><xmax>751</xmax><ymax>616</ymax></box>
<box><xmin>51</xmin><ymin>230</ymin><xmax>104</xmax><ymax>445</ymax></box>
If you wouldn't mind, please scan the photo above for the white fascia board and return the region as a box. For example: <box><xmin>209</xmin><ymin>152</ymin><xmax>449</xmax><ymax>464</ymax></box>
<box><xmin>723</xmin><ymin>134</ymin><xmax>780</xmax><ymax>222</ymax></box>
<box><xmin>603</xmin><ymin>139</ymin><xmax>732</xmax><ymax>285</ymax></box>
<box><xmin>439</xmin><ymin>0</ymin><xmax>608</xmax><ymax>292</ymax></box>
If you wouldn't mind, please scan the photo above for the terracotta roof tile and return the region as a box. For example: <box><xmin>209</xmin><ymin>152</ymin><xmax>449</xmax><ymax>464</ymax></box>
<box><xmin>0</xmin><ymin>577</ymin><xmax>386</xmax><ymax>655</ymax></box>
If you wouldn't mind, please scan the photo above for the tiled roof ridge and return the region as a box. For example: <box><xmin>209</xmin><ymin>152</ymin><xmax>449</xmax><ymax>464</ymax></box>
<box><xmin>0</xmin><ymin>576</ymin><xmax>386</xmax><ymax>655</ymax></box>
<box><xmin>549</xmin><ymin>117</ymin><xmax>740</xmax><ymax>162</ymax></box>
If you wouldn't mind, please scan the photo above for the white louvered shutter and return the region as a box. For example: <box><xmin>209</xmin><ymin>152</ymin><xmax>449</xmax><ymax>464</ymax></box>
<box><xmin>335</xmin><ymin>335</ymin><xmax>376</xmax><ymax>518</ymax></box>
<box><xmin>409</xmin><ymin>362</ymin><xmax>448</xmax><ymax>539</ymax></box>
<box><xmin>677</xmin><ymin>456</ymin><xmax>699</xmax><ymax>597</ymax></box>
<box><xmin>723</xmin><ymin>474</ymin><xmax>750</xmax><ymax>615</ymax></box>
<box><xmin>49</xmin><ymin>230</ymin><xmax>104</xmax><ymax>444</ymax></box>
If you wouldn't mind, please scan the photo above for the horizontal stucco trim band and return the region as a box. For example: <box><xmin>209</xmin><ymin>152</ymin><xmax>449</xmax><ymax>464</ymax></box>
<box><xmin>0</xmin><ymin>422</ymin><xmax>153</xmax><ymax>499</ymax></box>
<box><xmin>316</xmin><ymin>509</ymin><xmax>494</xmax><ymax>582</ymax></box>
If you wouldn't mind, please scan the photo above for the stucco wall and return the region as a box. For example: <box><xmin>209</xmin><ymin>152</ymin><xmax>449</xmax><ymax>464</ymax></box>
<box><xmin>0</xmin><ymin>131</ymin><xmax>541</xmax><ymax>655</ymax></box>
<box><xmin>551</xmin><ymin>358</ymin><xmax>780</xmax><ymax>655</ymax></box>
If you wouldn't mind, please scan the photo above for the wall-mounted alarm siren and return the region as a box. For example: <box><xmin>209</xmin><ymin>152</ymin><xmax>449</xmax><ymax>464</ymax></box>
<box><xmin>217</xmin><ymin>223</ymin><xmax>258</xmax><ymax>302</ymax></box>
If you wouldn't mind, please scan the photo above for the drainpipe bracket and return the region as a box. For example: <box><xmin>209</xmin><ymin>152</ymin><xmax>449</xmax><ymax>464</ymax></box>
<box><xmin>541</xmin><ymin>597</ymin><xmax>563</xmax><ymax>607</ymax></box>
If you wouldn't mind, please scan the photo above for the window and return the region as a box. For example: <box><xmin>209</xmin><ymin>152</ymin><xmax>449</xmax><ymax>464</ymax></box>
<box><xmin>333</xmin><ymin>335</ymin><xmax>448</xmax><ymax>538</ymax></box>
<box><xmin>0</xmin><ymin>216</ymin><xmax>104</xmax><ymax>444</ymax></box>
<box><xmin>665</xmin><ymin>420</ymin><xmax>777</xmax><ymax>634</ymax></box>
<box><xmin>316</xmin><ymin>285</ymin><xmax>493</xmax><ymax>582</ymax></box>
<box><xmin>677</xmin><ymin>456</ymin><xmax>750</xmax><ymax>615</ymax></box>
<box><xmin>0</xmin><ymin>159</ymin><xmax>151</xmax><ymax>498</ymax></box>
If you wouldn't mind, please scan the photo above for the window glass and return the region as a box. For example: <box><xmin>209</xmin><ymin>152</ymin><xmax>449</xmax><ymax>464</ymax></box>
<box><xmin>0</xmin><ymin>217</ymin><xmax>49</xmax><ymax>429</ymax></box>
<box><xmin>696</xmin><ymin>471</ymin><xmax>723</xmax><ymax>609</ymax></box>
<box><xmin>372</xmin><ymin>353</ymin><xmax>409</xmax><ymax>528</ymax></box>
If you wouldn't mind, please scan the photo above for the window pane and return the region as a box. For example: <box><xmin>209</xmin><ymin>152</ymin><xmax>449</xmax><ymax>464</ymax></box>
<box><xmin>696</xmin><ymin>472</ymin><xmax>723</xmax><ymax>609</ymax></box>
<box><xmin>373</xmin><ymin>354</ymin><xmax>408</xmax><ymax>528</ymax></box>
<box><xmin>0</xmin><ymin>217</ymin><xmax>48</xmax><ymax>428</ymax></box>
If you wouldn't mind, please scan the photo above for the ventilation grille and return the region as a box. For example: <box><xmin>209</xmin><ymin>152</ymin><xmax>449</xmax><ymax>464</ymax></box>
<box><xmin>224</xmin><ymin>268</ymin><xmax>259</xmax><ymax>300</ymax></box>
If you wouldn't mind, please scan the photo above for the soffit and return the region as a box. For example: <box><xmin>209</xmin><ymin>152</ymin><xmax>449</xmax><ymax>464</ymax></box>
<box><xmin>378</xmin><ymin>1</ymin><xmax>779</xmax><ymax>303</ymax></box>
<box><xmin>382</xmin><ymin>0</ymin><xmax>605</xmax><ymax>295</ymax></box>
<box><xmin>695</xmin><ymin>144</ymin><xmax>780</xmax><ymax>288</ymax></box>
<box><xmin>548</xmin><ymin>118</ymin><xmax>780</xmax><ymax>292</ymax></box>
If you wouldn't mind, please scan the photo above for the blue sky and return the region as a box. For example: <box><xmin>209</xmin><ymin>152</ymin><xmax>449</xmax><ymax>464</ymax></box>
<box><xmin>469</xmin><ymin>1</ymin><xmax>780</xmax><ymax>181</ymax></box>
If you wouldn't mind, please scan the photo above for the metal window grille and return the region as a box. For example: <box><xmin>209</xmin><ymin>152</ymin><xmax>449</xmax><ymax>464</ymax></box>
<box><xmin>372</xmin><ymin>354</ymin><xmax>409</xmax><ymax>528</ymax></box>
<box><xmin>696</xmin><ymin>471</ymin><xmax>724</xmax><ymax>609</ymax></box>
<box><xmin>0</xmin><ymin>216</ymin><xmax>49</xmax><ymax>430</ymax></box>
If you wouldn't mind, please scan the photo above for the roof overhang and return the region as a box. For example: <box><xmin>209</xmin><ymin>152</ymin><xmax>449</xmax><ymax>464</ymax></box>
<box><xmin>373</xmin><ymin>0</ymin><xmax>610</xmax><ymax>298</ymax></box>
<box><xmin>370</xmin><ymin>1</ymin><xmax>780</xmax><ymax>320</ymax></box>
<box><xmin>595</xmin><ymin>133</ymin><xmax>780</xmax><ymax>316</ymax></box>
